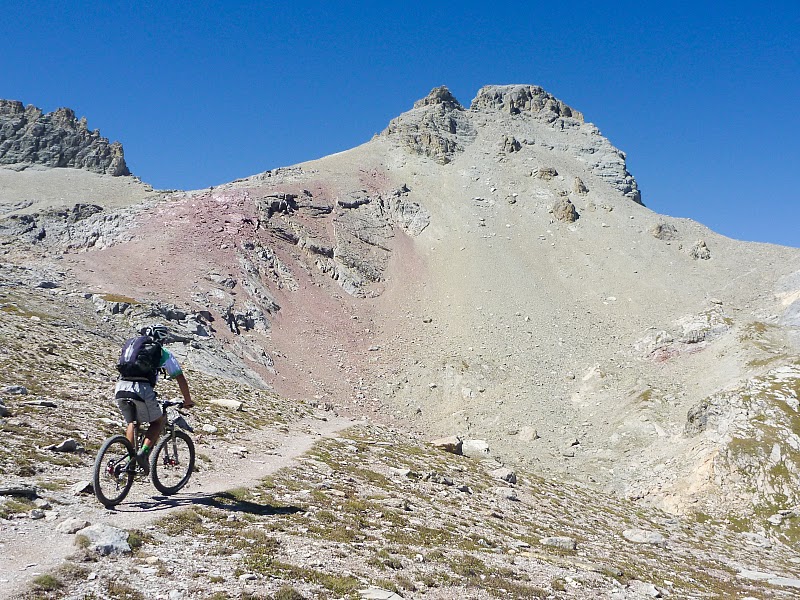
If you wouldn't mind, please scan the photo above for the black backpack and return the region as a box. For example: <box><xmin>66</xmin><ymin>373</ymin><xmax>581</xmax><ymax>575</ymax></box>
<box><xmin>117</xmin><ymin>335</ymin><xmax>162</xmax><ymax>385</ymax></box>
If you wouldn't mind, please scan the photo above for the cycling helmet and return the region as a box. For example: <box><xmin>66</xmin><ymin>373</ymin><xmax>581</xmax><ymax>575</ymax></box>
<box><xmin>140</xmin><ymin>323</ymin><xmax>169</xmax><ymax>343</ymax></box>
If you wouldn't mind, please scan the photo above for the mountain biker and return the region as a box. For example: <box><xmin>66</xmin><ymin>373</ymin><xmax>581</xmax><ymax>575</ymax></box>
<box><xmin>114</xmin><ymin>324</ymin><xmax>195</xmax><ymax>473</ymax></box>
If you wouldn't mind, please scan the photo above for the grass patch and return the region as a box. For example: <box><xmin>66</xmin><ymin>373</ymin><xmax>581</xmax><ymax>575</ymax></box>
<box><xmin>274</xmin><ymin>587</ymin><xmax>306</xmax><ymax>600</ymax></box>
<box><xmin>31</xmin><ymin>574</ymin><xmax>62</xmax><ymax>592</ymax></box>
<box><xmin>105</xmin><ymin>580</ymin><xmax>144</xmax><ymax>600</ymax></box>
<box><xmin>158</xmin><ymin>508</ymin><xmax>206</xmax><ymax>536</ymax></box>
<box><xmin>253</xmin><ymin>560</ymin><xmax>360</xmax><ymax>595</ymax></box>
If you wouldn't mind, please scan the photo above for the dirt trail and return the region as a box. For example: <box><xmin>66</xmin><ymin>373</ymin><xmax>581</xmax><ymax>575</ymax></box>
<box><xmin>0</xmin><ymin>413</ymin><xmax>356</xmax><ymax>598</ymax></box>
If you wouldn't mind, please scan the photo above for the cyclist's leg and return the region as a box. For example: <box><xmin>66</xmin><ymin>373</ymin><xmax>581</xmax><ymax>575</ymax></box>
<box><xmin>114</xmin><ymin>387</ymin><xmax>139</xmax><ymax>445</ymax></box>
<box><xmin>134</xmin><ymin>383</ymin><xmax>164</xmax><ymax>449</ymax></box>
<box><xmin>143</xmin><ymin>414</ymin><xmax>166</xmax><ymax>448</ymax></box>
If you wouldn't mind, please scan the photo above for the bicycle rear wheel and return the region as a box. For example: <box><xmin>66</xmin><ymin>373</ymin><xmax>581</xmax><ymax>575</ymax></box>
<box><xmin>93</xmin><ymin>435</ymin><xmax>135</xmax><ymax>508</ymax></box>
<box><xmin>151</xmin><ymin>430</ymin><xmax>195</xmax><ymax>495</ymax></box>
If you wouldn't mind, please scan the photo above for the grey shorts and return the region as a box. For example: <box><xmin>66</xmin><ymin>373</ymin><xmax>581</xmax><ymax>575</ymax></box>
<box><xmin>114</xmin><ymin>380</ymin><xmax>163</xmax><ymax>424</ymax></box>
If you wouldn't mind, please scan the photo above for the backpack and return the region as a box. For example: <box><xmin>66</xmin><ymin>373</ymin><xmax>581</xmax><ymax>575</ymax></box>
<box><xmin>117</xmin><ymin>335</ymin><xmax>162</xmax><ymax>385</ymax></box>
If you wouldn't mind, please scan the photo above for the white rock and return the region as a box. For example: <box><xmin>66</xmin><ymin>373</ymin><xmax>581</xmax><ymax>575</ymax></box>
<box><xmin>540</xmin><ymin>536</ymin><xmax>577</xmax><ymax>550</ymax></box>
<box><xmin>209</xmin><ymin>398</ymin><xmax>243</xmax><ymax>411</ymax></box>
<box><xmin>56</xmin><ymin>517</ymin><xmax>90</xmax><ymax>534</ymax></box>
<box><xmin>75</xmin><ymin>524</ymin><xmax>131</xmax><ymax>555</ymax></box>
<box><xmin>359</xmin><ymin>587</ymin><xmax>405</xmax><ymax>600</ymax></box>
<box><xmin>622</xmin><ymin>528</ymin><xmax>666</xmax><ymax>546</ymax></box>
<box><xmin>462</xmin><ymin>439</ymin><xmax>490</xmax><ymax>458</ymax></box>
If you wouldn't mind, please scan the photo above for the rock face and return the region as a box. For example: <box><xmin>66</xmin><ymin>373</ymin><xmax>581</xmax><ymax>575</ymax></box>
<box><xmin>0</xmin><ymin>100</ymin><xmax>130</xmax><ymax>176</ymax></box>
<box><xmin>382</xmin><ymin>85</ymin><xmax>642</xmax><ymax>205</ymax></box>
<box><xmin>470</xmin><ymin>84</ymin><xmax>583</xmax><ymax>121</ymax></box>
<box><xmin>381</xmin><ymin>86</ymin><xmax>476</xmax><ymax>165</ymax></box>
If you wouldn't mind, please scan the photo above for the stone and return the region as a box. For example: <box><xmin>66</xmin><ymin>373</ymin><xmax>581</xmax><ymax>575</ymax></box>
<box><xmin>71</xmin><ymin>480</ymin><xmax>93</xmax><ymax>495</ymax></box>
<box><xmin>359</xmin><ymin>587</ymin><xmax>405</xmax><ymax>599</ymax></box>
<box><xmin>493</xmin><ymin>487</ymin><xmax>518</xmax><ymax>501</ymax></box>
<box><xmin>75</xmin><ymin>524</ymin><xmax>131</xmax><ymax>555</ymax></box>
<box><xmin>2</xmin><ymin>385</ymin><xmax>27</xmax><ymax>395</ymax></box>
<box><xmin>502</xmin><ymin>135</ymin><xmax>521</xmax><ymax>153</ymax></box>
<box><xmin>56</xmin><ymin>517</ymin><xmax>90</xmax><ymax>534</ymax></box>
<box><xmin>461</xmin><ymin>439</ymin><xmax>490</xmax><ymax>458</ymax></box>
<box><xmin>22</xmin><ymin>400</ymin><xmax>57</xmax><ymax>408</ymax></box>
<box><xmin>490</xmin><ymin>467</ymin><xmax>517</xmax><ymax>484</ymax></box>
<box><xmin>536</xmin><ymin>166</ymin><xmax>559</xmax><ymax>180</ymax></box>
<box><xmin>201</xmin><ymin>424</ymin><xmax>218</xmax><ymax>433</ymax></box>
<box><xmin>430</xmin><ymin>436</ymin><xmax>462</xmax><ymax>455</ymax></box>
<box><xmin>209</xmin><ymin>398</ymin><xmax>243</xmax><ymax>411</ymax></box>
<box><xmin>626</xmin><ymin>580</ymin><xmax>662</xmax><ymax>597</ymax></box>
<box><xmin>573</xmin><ymin>177</ymin><xmax>589</xmax><ymax>195</ymax></box>
<box><xmin>45</xmin><ymin>438</ymin><xmax>78</xmax><ymax>452</ymax></box>
<box><xmin>518</xmin><ymin>426</ymin><xmax>539</xmax><ymax>442</ymax></box>
<box><xmin>622</xmin><ymin>528</ymin><xmax>666</xmax><ymax>546</ymax></box>
<box><xmin>650</xmin><ymin>222</ymin><xmax>679</xmax><ymax>240</ymax></box>
<box><xmin>689</xmin><ymin>240</ymin><xmax>711</xmax><ymax>260</ymax></box>
<box><xmin>0</xmin><ymin>484</ymin><xmax>38</xmax><ymax>498</ymax></box>
<box><xmin>552</xmin><ymin>197</ymin><xmax>579</xmax><ymax>222</ymax></box>
<box><xmin>540</xmin><ymin>536</ymin><xmax>577</xmax><ymax>550</ymax></box>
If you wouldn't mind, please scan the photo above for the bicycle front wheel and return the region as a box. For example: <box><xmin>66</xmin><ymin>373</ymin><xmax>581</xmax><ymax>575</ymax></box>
<box><xmin>93</xmin><ymin>435</ymin><xmax>135</xmax><ymax>508</ymax></box>
<box><xmin>151</xmin><ymin>430</ymin><xmax>195</xmax><ymax>495</ymax></box>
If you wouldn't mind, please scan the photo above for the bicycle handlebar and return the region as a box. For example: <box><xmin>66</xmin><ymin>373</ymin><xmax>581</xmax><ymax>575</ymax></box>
<box><xmin>160</xmin><ymin>399</ymin><xmax>185</xmax><ymax>409</ymax></box>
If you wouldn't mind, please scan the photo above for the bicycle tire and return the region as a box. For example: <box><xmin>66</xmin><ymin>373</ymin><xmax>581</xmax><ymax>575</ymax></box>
<box><xmin>93</xmin><ymin>434</ymin><xmax>136</xmax><ymax>508</ymax></box>
<box><xmin>150</xmin><ymin>430</ymin><xmax>195</xmax><ymax>495</ymax></box>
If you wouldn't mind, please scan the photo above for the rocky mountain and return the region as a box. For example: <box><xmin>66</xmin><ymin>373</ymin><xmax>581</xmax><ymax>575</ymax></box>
<box><xmin>0</xmin><ymin>100</ymin><xmax>130</xmax><ymax>176</ymax></box>
<box><xmin>1</xmin><ymin>84</ymin><xmax>799</xmax><ymax>598</ymax></box>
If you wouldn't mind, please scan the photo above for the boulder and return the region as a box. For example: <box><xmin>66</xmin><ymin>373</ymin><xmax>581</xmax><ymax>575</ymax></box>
<box><xmin>622</xmin><ymin>528</ymin><xmax>666</xmax><ymax>546</ymax></box>
<box><xmin>56</xmin><ymin>517</ymin><xmax>90</xmax><ymax>534</ymax></box>
<box><xmin>650</xmin><ymin>222</ymin><xmax>679</xmax><ymax>240</ymax></box>
<box><xmin>552</xmin><ymin>197</ymin><xmax>579</xmax><ymax>222</ymax></box>
<box><xmin>540</xmin><ymin>536</ymin><xmax>577</xmax><ymax>550</ymax></box>
<box><xmin>689</xmin><ymin>240</ymin><xmax>711</xmax><ymax>260</ymax></box>
<box><xmin>490</xmin><ymin>467</ymin><xmax>517</xmax><ymax>484</ymax></box>
<box><xmin>430</xmin><ymin>436</ymin><xmax>462</xmax><ymax>455</ymax></box>
<box><xmin>75</xmin><ymin>524</ymin><xmax>131</xmax><ymax>555</ymax></box>
<box><xmin>209</xmin><ymin>398</ymin><xmax>243</xmax><ymax>411</ymax></box>
<box><xmin>462</xmin><ymin>439</ymin><xmax>490</xmax><ymax>458</ymax></box>
<box><xmin>573</xmin><ymin>177</ymin><xmax>589</xmax><ymax>195</ymax></box>
<box><xmin>2</xmin><ymin>385</ymin><xmax>27</xmax><ymax>395</ymax></box>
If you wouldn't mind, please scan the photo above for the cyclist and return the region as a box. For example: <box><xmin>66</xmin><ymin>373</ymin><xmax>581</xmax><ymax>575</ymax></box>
<box><xmin>114</xmin><ymin>324</ymin><xmax>195</xmax><ymax>473</ymax></box>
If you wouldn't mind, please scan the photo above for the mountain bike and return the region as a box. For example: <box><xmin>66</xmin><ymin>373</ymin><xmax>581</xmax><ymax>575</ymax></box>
<box><xmin>93</xmin><ymin>399</ymin><xmax>195</xmax><ymax>508</ymax></box>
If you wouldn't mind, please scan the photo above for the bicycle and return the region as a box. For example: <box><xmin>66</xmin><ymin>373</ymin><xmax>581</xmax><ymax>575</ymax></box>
<box><xmin>93</xmin><ymin>399</ymin><xmax>196</xmax><ymax>508</ymax></box>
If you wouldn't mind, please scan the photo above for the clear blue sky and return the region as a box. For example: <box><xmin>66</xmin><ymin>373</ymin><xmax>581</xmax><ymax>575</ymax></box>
<box><xmin>3</xmin><ymin>1</ymin><xmax>798</xmax><ymax>247</ymax></box>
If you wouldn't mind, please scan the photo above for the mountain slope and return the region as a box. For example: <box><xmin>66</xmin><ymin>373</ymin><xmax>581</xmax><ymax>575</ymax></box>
<box><xmin>1</xmin><ymin>83</ymin><xmax>799</xmax><ymax>560</ymax></box>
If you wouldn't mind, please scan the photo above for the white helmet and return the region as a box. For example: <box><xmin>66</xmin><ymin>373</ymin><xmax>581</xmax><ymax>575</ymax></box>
<box><xmin>140</xmin><ymin>323</ymin><xmax>169</xmax><ymax>343</ymax></box>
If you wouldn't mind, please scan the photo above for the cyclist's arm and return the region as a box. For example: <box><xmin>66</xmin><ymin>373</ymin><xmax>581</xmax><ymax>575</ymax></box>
<box><xmin>175</xmin><ymin>372</ymin><xmax>195</xmax><ymax>409</ymax></box>
<box><xmin>161</xmin><ymin>349</ymin><xmax>195</xmax><ymax>408</ymax></box>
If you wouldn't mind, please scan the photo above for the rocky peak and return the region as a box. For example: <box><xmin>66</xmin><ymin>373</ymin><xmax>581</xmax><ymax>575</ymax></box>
<box><xmin>381</xmin><ymin>86</ymin><xmax>476</xmax><ymax>164</ymax></box>
<box><xmin>470</xmin><ymin>84</ymin><xmax>584</xmax><ymax>122</ymax></box>
<box><xmin>412</xmin><ymin>85</ymin><xmax>464</xmax><ymax>111</ymax></box>
<box><xmin>0</xmin><ymin>100</ymin><xmax>130</xmax><ymax>176</ymax></box>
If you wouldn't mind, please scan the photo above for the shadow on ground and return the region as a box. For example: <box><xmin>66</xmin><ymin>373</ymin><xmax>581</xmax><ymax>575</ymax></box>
<box><xmin>111</xmin><ymin>491</ymin><xmax>303</xmax><ymax>516</ymax></box>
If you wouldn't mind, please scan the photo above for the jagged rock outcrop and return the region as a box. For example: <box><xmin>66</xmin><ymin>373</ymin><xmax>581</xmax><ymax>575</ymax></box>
<box><xmin>470</xmin><ymin>84</ymin><xmax>584</xmax><ymax>122</ymax></box>
<box><xmin>381</xmin><ymin>86</ymin><xmax>476</xmax><ymax>164</ymax></box>
<box><xmin>383</xmin><ymin>85</ymin><xmax>643</xmax><ymax>205</ymax></box>
<box><xmin>0</xmin><ymin>100</ymin><xmax>130</xmax><ymax>176</ymax></box>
